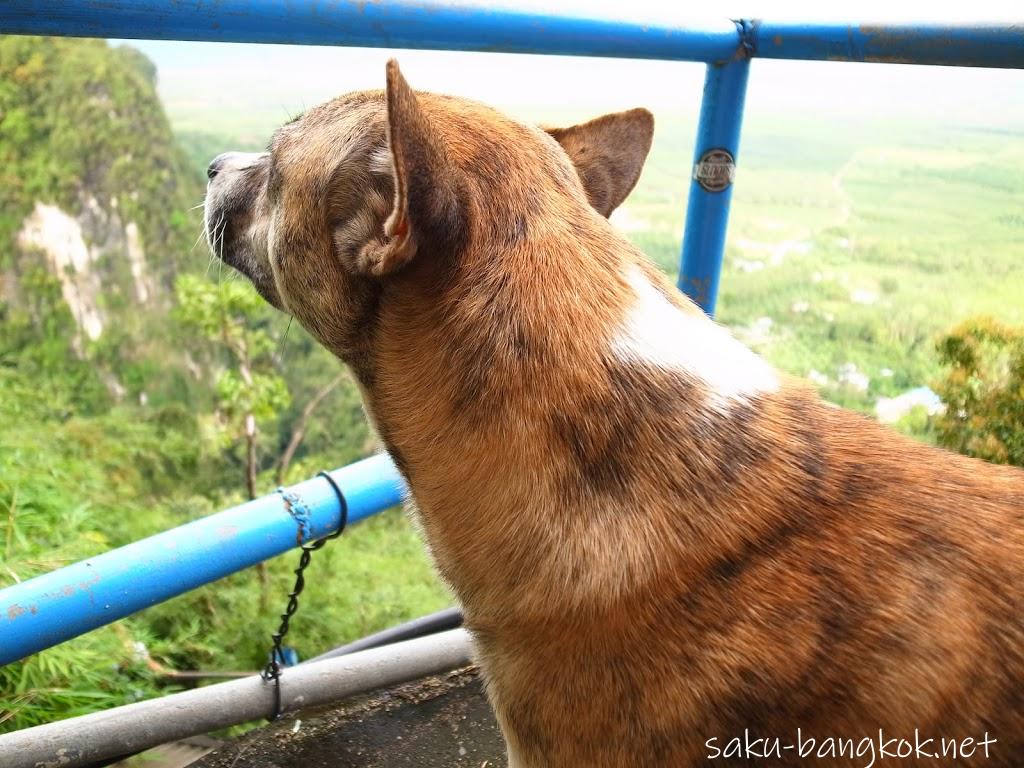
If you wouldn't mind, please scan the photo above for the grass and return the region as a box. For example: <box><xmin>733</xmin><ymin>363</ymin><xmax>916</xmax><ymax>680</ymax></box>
<box><xmin>0</xmin><ymin>368</ymin><xmax>450</xmax><ymax>732</ymax></box>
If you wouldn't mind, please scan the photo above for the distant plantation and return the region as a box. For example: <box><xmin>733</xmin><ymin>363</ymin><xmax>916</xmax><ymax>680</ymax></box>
<box><xmin>622</xmin><ymin>115</ymin><xmax>1024</xmax><ymax>428</ymax></box>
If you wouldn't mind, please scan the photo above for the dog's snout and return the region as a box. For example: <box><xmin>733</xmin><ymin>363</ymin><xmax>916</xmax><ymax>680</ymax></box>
<box><xmin>206</xmin><ymin>151</ymin><xmax>267</xmax><ymax>182</ymax></box>
<box><xmin>207</xmin><ymin>153</ymin><xmax>230</xmax><ymax>180</ymax></box>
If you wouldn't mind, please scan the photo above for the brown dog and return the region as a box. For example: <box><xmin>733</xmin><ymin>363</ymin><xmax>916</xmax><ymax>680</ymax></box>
<box><xmin>205</xmin><ymin>61</ymin><xmax>1024</xmax><ymax>766</ymax></box>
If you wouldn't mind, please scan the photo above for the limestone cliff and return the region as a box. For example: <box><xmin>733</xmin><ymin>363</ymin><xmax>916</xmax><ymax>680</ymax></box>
<box><xmin>0</xmin><ymin>36</ymin><xmax>201</xmax><ymax>348</ymax></box>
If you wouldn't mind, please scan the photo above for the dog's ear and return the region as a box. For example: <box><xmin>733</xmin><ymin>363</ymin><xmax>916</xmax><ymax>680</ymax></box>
<box><xmin>357</xmin><ymin>60</ymin><xmax>464</xmax><ymax>276</ymax></box>
<box><xmin>546</xmin><ymin>108</ymin><xmax>654</xmax><ymax>217</ymax></box>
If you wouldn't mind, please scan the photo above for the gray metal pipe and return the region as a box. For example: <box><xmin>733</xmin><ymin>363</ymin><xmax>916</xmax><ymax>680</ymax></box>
<box><xmin>0</xmin><ymin>628</ymin><xmax>473</xmax><ymax>768</ymax></box>
<box><xmin>308</xmin><ymin>606</ymin><xmax>464</xmax><ymax>663</ymax></box>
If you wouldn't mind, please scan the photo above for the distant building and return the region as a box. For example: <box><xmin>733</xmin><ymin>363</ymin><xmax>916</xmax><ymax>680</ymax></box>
<box><xmin>875</xmin><ymin>387</ymin><xmax>945</xmax><ymax>424</ymax></box>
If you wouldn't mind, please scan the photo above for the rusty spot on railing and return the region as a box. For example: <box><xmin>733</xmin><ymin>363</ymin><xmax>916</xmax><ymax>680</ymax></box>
<box><xmin>281</xmin><ymin>494</ymin><xmax>304</xmax><ymax>546</ymax></box>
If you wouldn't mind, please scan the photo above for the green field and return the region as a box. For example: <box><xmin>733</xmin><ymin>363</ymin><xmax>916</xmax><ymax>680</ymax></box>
<box><xmin>623</xmin><ymin>116</ymin><xmax>1024</xmax><ymax>411</ymax></box>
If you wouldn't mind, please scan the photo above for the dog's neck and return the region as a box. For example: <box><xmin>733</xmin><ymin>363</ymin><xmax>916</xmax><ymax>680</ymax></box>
<box><xmin>357</xmin><ymin>214</ymin><xmax>790</xmax><ymax>624</ymax></box>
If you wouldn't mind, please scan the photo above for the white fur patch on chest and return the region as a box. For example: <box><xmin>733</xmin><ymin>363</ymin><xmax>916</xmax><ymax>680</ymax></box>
<box><xmin>611</xmin><ymin>267</ymin><xmax>779</xmax><ymax>407</ymax></box>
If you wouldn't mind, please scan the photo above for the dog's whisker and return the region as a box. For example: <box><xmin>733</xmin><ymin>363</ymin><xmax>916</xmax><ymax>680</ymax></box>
<box><xmin>202</xmin><ymin>222</ymin><xmax>221</xmax><ymax>277</ymax></box>
<box><xmin>203</xmin><ymin>211</ymin><xmax>226</xmax><ymax>285</ymax></box>
<box><xmin>275</xmin><ymin>315</ymin><xmax>295</xmax><ymax>360</ymax></box>
<box><xmin>191</xmin><ymin>226</ymin><xmax>208</xmax><ymax>255</ymax></box>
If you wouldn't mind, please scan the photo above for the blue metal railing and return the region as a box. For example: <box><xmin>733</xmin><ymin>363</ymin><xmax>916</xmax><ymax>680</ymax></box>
<box><xmin>1</xmin><ymin>3</ymin><xmax>1022</xmax><ymax>666</ymax></box>
<box><xmin>0</xmin><ymin>456</ymin><xmax>404</xmax><ymax>665</ymax></box>
<box><xmin>678</xmin><ymin>57</ymin><xmax>750</xmax><ymax>315</ymax></box>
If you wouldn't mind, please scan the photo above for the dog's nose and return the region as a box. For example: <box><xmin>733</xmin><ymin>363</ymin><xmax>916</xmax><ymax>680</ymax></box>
<box><xmin>207</xmin><ymin>153</ymin><xmax>230</xmax><ymax>180</ymax></box>
<box><xmin>207</xmin><ymin>151</ymin><xmax>267</xmax><ymax>181</ymax></box>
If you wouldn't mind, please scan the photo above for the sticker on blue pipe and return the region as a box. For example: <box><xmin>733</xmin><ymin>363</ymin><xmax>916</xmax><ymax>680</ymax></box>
<box><xmin>693</xmin><ymin>149</ymin><xmax>736</xmax><ymax>192</ymax></box>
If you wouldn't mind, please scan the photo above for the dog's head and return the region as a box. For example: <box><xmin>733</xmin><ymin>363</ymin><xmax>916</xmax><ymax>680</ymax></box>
<box><xmin>204</xmin><ymin>61</ymin><xmax>653</xmax><ymax>371</ymax></box>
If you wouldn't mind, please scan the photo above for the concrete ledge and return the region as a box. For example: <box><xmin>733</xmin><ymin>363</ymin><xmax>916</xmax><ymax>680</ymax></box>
<box><xmin>193</xmin><ymin>667</ymin><xmax>507</xmax><ymax>768</ymax></box>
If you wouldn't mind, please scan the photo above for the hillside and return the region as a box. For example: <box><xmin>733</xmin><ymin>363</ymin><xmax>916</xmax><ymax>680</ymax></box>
<box><xmin>0</xmin><ymin>35</ymin><xmax>207</xmax><ymax>409</ymax></box>
<box><xmin>0</xmin><ymin>38</ymin><xmax>448</xmax><ymax>734</ymax></box>
<box><xmin>0</xmin><ymin>38</ymin><xmax>198</xmax><ymax>299</ymax></box>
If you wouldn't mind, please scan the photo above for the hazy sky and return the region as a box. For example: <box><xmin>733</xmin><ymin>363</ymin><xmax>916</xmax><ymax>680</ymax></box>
<box><xmin>116</xmin><ymin>2</ymin><xmax>1024</xmax><ymax>136</ymax></box>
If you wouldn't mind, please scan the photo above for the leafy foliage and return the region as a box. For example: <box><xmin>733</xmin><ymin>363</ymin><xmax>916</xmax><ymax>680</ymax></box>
<box><xmin>933</xmin><ymin>317</ymin><xmax>1024</xmax><ymax>466</ymax></box>
<box><xmin>175</xmin><ymin>275</ymin><xmax>290</xmax><ymax>489</ymax></box>
<box><xmin>0</xmin><ymin>35</ymin><xmax>197</xmax><ymax>278</ymax></box>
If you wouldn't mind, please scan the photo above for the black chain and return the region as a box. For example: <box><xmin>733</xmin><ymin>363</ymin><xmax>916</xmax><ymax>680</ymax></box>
<box><xmin>260</xmin><ymin>471</ymin><xmax>348</xmax><ymax>721</ymax></box>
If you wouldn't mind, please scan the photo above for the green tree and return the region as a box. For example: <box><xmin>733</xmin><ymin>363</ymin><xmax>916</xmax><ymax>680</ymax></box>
<box><xmin>933</xmin><ymin>316</ymin><xmax>1024</xmax><ymax>467</ymax></box>
<box><xmin>174</xmin><ymin>275</ymin><xmax>290</xmax><ymax>499</ymax></box>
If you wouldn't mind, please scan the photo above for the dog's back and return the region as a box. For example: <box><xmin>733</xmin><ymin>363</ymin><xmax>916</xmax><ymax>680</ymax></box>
<box><xmin>475</xmin><ymin>383</ymin><xmax>1023</xmax><ymax>765</ymax></box>
<box><xmin>446</xmin><ymin>238</ymin><xmax>1024</xmax><ymax>763</ymax></box>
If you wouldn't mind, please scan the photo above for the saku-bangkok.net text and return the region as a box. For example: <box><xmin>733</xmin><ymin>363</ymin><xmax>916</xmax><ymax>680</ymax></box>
<box><xmin>706</xmin><ymin>729</ymin><xmax>997</xmax><ymax>767</ymax></box>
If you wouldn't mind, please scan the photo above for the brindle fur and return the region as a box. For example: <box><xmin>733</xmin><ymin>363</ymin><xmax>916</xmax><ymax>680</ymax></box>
<box><xmin>205</xmin><ymin>62</ymin><xmax>1024</xmax><ymax>766</ymax></box>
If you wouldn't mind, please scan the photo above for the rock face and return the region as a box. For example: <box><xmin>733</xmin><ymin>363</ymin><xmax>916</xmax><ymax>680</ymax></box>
<box><xmin>0</xmin><ymin>36</ymin><xmax>200</xmax><ymax>348</ymax></box>
<box><xmin>19</xmin><ymin>202</ymin><xmax>104</xmax><ymax>341</ymax></box>
<box><xmin>125</xmin><ymin>220</ymin><xmax>152</xmax><ymax>304</ymax></box>
<box><xmin>17</xmin><ymin>197</ymin><xmax>156</xmax><ymax>343</ymax></box>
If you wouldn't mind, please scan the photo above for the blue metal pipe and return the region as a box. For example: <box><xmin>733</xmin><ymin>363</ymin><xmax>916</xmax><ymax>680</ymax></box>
<box><xmin>0</xmin><ymin>1</ymin><xmax>741</xmax><ymax>63</ymax></box>
<box><xmin>751</xmin><ymin>22</ymin><xmax>1024</xmax><ymax>69</ymax></box>
<box><xmin>677</xmin><ymin>57</ymin><xmax>751</xmax><ymax>317</ymax></box>
<box><xmin>0</xmin><ymin>455</ymin><xmax>405</xmax><ymax>666</ymax></box>
<box><xmin>4</xmin><ymin>6</ymin><xmax>1021</xmax><ymax>70</ymax></box>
